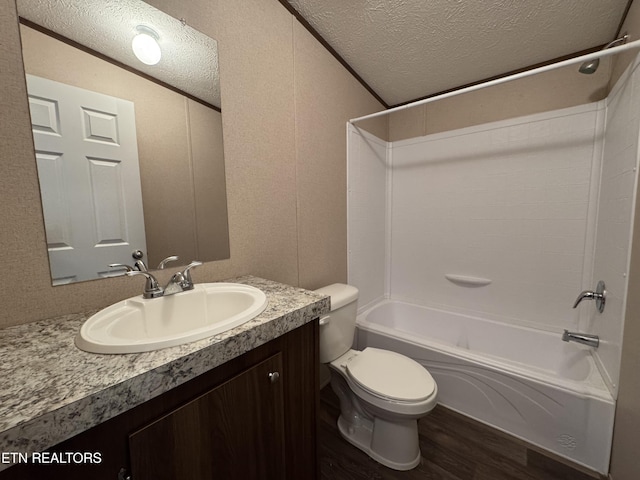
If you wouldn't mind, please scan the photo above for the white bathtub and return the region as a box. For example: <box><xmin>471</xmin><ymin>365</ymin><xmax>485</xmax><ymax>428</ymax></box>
<box><xmin>355</xmin><ymin>300</ymin><xmax>615</xmax><ymax>474</ymax></box>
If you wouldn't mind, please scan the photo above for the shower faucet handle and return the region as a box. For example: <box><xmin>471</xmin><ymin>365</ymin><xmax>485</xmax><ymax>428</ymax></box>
<box><xmin>573</xmin><ymin>290</ymin><xmax>596</xmax><ymax>306</ymax></box>
<box><xmin>572</xmin><ymin>280</ymin><xmax>606</xmax><ymax>313</ymax></box>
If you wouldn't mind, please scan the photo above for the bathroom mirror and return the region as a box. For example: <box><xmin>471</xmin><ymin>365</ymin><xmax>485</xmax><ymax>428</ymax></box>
<box><xmin>17</xmin><ymin>0</ymin><xmax>230</xmax><ymax>285</ymax></box>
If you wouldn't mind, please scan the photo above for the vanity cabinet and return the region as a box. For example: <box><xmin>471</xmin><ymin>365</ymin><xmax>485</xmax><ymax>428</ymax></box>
<box><xmin>129</xmin><ymin>353</ymin><xmax>285</xmax><ymax>479</ymax></box>
<box><xmin>1</xmin><ymin>320</ymin><xmax>319</xmax><ymax>480</ymax></box>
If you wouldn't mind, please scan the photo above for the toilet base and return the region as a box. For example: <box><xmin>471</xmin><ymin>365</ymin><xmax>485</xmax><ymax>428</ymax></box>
<box><xmin>336</xmin><ymin>414</ymin><xmax>421</xmax><ymax>471</ymax></box>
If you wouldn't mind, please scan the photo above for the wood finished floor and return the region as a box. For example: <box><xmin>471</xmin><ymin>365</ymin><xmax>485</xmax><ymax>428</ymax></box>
<box><xmin>318</xmin><ymin>387</ymin><xmax>604</xmax><ymax>480</ymax></box>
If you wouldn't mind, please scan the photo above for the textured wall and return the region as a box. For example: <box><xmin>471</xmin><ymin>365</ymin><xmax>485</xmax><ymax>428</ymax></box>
<box><xmin>610</xmin><ymin>1</ymin><xmax>640</xmax><ymax>91</ymax></box>
<box><xmin>388</xmin><ymin>60</ymin><xmax>612</xmax><ymax>141</ymax></box>
<box><xmin>293</xmin><ymin>21</ymin><xmax>387</xmax><ymax>290</ymax></box>
<box><xmin>0</xmin><ymin>0</ymin><xmax>386</xmax><ymax>327</ymax></box>
<box><xmin>189</xmin><ymin>99</ymin><xmax>230</xmax><ymax>264</ymax></box>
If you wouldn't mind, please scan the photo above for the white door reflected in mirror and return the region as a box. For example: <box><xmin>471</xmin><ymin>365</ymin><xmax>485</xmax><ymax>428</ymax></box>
<box><xmin>28</xmin><ymin>75</ymin><xmax>147</xmax><ymax>284</ymax></box>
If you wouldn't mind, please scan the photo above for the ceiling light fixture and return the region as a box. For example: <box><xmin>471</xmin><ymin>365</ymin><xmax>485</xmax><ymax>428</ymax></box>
<box><xmin>131</xmin><ymin>26</ymin><xmax>161</xmax><ymax>65</ymax></box>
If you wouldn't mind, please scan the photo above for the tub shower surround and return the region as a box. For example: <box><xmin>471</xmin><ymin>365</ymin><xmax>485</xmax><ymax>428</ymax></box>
<box><xmin>0</xmin><ymin>276</ymin><xmax>329</xmax><ymax>469</ymax></box>
<box><xmin>347</xmin><ymin>58</ymin><xmax>640</xmax><ymax>474</ymax></box>
<box><xmin>349</xmin><ymin>103</ymin><xmax>602</xmax><ymax>330</ymax></box>
<box><xmin>588</xmin><ymin>57</ymin><xmax>640</xmax><ymax>394</ymax></box>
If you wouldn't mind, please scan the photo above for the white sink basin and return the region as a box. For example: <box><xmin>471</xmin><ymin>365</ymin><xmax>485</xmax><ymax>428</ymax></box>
<box><xmin>75</xmin><ymin>283</ymin><xmax>268</xmax><ymax>354</ymax></box>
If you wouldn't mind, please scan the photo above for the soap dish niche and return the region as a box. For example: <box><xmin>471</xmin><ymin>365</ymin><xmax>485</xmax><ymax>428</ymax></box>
<box><xmin>445</xmin><ymin>274</ymin><xmax>492</xmax><ymax>288</ymax></box>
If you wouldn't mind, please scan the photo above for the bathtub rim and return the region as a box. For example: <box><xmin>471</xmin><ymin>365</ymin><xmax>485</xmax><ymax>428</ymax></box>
<box><xmin>356</xmin><ymin>299</ymin><xmax>614</xmax><ymax>403</ymax></box>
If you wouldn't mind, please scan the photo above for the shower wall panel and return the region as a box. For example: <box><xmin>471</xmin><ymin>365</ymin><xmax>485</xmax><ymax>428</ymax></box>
<box><xmin>347</xmin><ymin>125</ymin><xmax>388</xmax><ymax>309</ymax></box>
<box><xmin>388</xmin><ymin>104</ymin><xmax>602</xmax><ymax>331</ymax></box>
<box><xmin>588</xmin><ymin>58</ymin><xmax>640</xmax><ymax>396</ymax></box>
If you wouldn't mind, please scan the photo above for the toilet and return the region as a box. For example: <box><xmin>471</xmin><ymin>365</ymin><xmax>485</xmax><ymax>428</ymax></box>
<box><xmin>315</xmin><ymin>283</ymin><xmax>437</xmax><ymax>471</ymax></box>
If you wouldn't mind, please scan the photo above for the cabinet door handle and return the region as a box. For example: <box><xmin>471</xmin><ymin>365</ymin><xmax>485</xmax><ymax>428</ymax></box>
<box><xmin>268</xmin><ymin>371</ymin><xmax>280</xmax><ymax>383</ymax></box>
<box><xmin>118</xmin><ymin>467</ymin><xmax>132</xmax><ymax>480</ymax></box>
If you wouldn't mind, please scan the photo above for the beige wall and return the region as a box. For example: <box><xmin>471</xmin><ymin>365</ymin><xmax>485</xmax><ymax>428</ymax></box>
<box><xmin>609</xmin><ymin>2</ymin><xmax>640</xmax><ymax>479</ymax></box>
<box><xmin>20</xmin><ymin>24</ymin><xmax>229</xmax><ymax>268</ymax></box>
<box><xmin>190</xmin><ymin>99</ymin><xmax>229</xmax><ymax>264</ymax></box>
<box><xmin>610</xmin><ymin>2</ymin><xmax>640</xmax><ymax>91</ymax></box>
<box><xmin>388</xmin><ymin>58</ymin><xmax>612</xmax><ymax>141</ymax></box>
<box><xmin>0</xmin><ymin>0</ymin><xmax>386</xmax><ymax>327</ymax></box>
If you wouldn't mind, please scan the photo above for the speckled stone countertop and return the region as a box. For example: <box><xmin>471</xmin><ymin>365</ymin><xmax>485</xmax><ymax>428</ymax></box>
<box><xmin>0</xmin><ymin>276</ymin><xmax>329</xmax><ymax>469</ymax></box>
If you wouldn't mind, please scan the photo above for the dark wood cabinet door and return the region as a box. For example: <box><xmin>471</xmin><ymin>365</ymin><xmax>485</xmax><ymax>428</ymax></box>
<box><xmin>129</xmin><ymin>353</ymin><xmax>285</xmax><ymax>480</ymax></box>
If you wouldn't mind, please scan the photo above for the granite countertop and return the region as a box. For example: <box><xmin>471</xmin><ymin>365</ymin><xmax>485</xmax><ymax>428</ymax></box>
<box><xmin>0</xmin><ymin>276</ymin><xmax>329</xmax><ymax>468</ymax></box>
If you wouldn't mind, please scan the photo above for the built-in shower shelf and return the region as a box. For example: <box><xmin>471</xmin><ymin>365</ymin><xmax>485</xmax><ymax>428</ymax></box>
<box><xmin>445</xmin><ymin>274</ymin><xmax>492</xmax><ymax>287</ymax></box>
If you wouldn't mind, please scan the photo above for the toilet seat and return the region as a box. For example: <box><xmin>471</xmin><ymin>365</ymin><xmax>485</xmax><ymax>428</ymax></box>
<box><xmin>346</xmin><ymin>348</ymin><xmax>436</xmax><ymax>403</ymax></box>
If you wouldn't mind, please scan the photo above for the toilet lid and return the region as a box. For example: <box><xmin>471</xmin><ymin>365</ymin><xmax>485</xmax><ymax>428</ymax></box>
<box><xmin>346</xmin><ymin>348</ymin><xmax>435</xmax><ymax>402</ymax></box>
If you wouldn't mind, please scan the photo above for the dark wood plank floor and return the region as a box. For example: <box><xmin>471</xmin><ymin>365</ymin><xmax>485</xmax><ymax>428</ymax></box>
<box><xmin>319</xmin><ymin>387</ymin><xmax>605</xmax><ymax>480</ymax></box>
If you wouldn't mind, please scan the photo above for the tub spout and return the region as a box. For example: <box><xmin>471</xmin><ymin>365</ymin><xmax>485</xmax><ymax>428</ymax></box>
<box><xmin>562</xmin><ymin>330</ymin><xmax>599</xmax><ymax>348</ymax></box>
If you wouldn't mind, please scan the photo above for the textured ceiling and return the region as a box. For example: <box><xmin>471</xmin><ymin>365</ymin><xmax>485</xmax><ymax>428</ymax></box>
<box><xmin>287</xmin><ymin>0</ymin><xmax>630</xmax><ymax>106</ymax></box>
<box><xmin>17</xmin><ymin>0</ymin><xmax>220</xmax><ymax>108</ymax></box>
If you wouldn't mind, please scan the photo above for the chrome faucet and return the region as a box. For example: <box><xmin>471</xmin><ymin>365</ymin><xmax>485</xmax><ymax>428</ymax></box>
<box><xmin>164</xmin><ymin>261</ymin><xmax>203</xmax><ymax>295</ymax></box>
<box><xmin>111</xmin><ymin>255</ymin><xmax>180</xmax><ymax>276</ymax></box>
<box><xmin>572</xmin><ymin>280</ymin><xmax>606</xmax><ymax>313</ymax></box>
<box><xmin>126</xmin><ymin>271</ymin><xmax>164</xmax><ymax>299</ymax></box>
<box><xmin>562</xmin><ymin>330</ymin><xmax>599</xmax><ymax>348</ymax></box>
<box><xmin>121</xmin><ymin>256</ymin><xmax>202</xmax><ymax>298</ymax></box>
<box><xmin>157</xmin><ymin>255</ymin><xmax>179</xmax><ymax>269</ymax></box>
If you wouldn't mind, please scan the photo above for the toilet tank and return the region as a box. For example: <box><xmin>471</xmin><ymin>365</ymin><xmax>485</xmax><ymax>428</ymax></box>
<box><xmin>314</xmin><ymin>283</ymin><xmax>359</xmax><ymax>363</ymax></box>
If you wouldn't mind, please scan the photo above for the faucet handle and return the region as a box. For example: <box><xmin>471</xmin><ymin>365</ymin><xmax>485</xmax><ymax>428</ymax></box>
<box><xmin>126</xmin><ymin>271</ymin><xmax>164</xmax><ymax>299</ymax></box>
<box><xmin>572</xmin><ymin>281</ymin><xmax>606</xmax><ymax>313</ymax></box>
<box><xmin>157</xmin><ymin>255</ymin><xmax>179</xmax><ymax>269</ymax></box>
<box><xmin>181</xmin><ymin>261</ymin><xmax>203</xmax><ymax>290</ymax></box>
<box><xmin>572</xmin><ymin>290</ymin><xmax>595</xmax><ymax>308</ymax></box>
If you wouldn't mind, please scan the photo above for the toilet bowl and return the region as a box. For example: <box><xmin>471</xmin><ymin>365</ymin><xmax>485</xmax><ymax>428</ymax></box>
<box><xmin>315</xmin><ymin>284</ymin><xmax>438</xmax><ymax>471</ymax></box>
